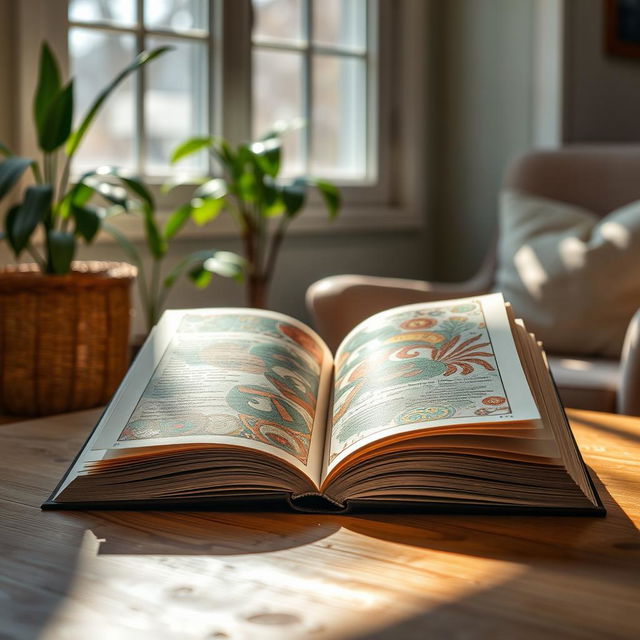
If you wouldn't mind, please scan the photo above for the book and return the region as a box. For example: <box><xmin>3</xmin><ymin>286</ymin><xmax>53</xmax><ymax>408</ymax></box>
<box><xmin>43</xmin><ymin>293</ymin><xmax>605</xmax><ymax>515</ymax></box>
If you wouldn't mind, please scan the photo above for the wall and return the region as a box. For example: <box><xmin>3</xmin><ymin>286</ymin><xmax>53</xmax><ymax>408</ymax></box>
<box><xmin>430</xmin><ymin>0</ymin><xmax>540</xmax><ymax>281</ymax></box>
<box><xmin>563</xmin><ymin>0</ymin><xmax>640</xmax><ymax>143</ymax></box>
<box><xmin>0</xmin><ymin>0</ymin><xmax>17</xmax><ymax>150</ymax></box>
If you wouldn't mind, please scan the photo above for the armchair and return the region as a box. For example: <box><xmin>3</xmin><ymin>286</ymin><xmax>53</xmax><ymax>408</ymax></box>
<box><xmin>307</xmin><ymin>146</ymin><xmax>640</xmax><ymax>416</ymax></box>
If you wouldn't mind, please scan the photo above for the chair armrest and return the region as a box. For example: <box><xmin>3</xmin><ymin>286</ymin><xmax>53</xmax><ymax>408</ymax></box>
<box><xmin>617</xmin><ymin>308</ymin><xmax>640</xmax><ymax>416</ymax></box>
<box><xmin>307</xmin><ymin>272</ymin><xmax>491</xmax><ymax>352</ymax></box>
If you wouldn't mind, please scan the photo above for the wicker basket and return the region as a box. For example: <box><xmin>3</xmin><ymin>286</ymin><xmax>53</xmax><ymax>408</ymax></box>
<box><xmin>0</xmin><ymin>261</ymin><xmax>137</xmax><ymax>416</ymax></box>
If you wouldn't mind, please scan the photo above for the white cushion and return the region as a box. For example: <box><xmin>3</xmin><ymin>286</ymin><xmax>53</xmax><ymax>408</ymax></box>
<box><xmin>495</xmin><ymin>189</ymin><xmax>640</xmax><ymax>357</ymax></box>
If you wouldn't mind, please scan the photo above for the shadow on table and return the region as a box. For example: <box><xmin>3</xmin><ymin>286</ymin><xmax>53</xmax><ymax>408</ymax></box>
<box><xmin>82</xmin><ymin>509</ymin><xmax>340</xmax><ymax>555</ymax></box>
<box><xmin>570</xmin><ymin>414</ymin><xmax>640</xmax><ymax>445</ymax></box>
<box><xmin>79</xmin><ymin>465</ymin><xmax>640</xmax><ymax>563</ymax></box>
<box><xmin>341</xmin><ymin>466</ymin><xmax>640</xmax><ymax>563</ymax></box>
<box><xmin>345</xmin><ymin>561</ymin><xmax>639</xmax><ymax>640</ymax></box>
<box><xmin>16</xmin><ymin>467</ymin><xmax>637</xmax><ymax>640</ymax></box>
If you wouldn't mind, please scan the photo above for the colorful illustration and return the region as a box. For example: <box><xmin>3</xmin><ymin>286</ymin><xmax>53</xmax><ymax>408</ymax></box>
<box><xmin>396</xmin><ymin>406</ymin><xmax>457</xmax><ymax>423</ymax></box>
<box><xmin>330</xmin><ymin>300</ymin><xmax>512</xmax><ymax>458</ymax></box>
<box><xmin>118</xmin><ymin>312</ymin><xmax>324</xmax><ymax>464</ymax></box>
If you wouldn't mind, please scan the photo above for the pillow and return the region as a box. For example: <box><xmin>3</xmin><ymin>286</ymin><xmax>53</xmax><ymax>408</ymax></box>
<box><xmin>494</xmin><ymin>189</ymin><xmax>640</xmax><ymax>358</ymax></box>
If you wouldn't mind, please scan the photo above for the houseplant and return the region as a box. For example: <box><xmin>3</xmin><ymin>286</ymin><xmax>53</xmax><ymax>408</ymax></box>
<box><xmin>94</xmin><ymin>168</ymin><xmax>246</xmax><ymax>335</ymax></box>
<box><xmin>0</xmin><ymin>43</ymin><xmax>169</xmax><ymax>415</ymax></box>
<box><xmin>171</xmin><ymin>131</ymin><xmax>340</xmax><ymax>308</ymax></box>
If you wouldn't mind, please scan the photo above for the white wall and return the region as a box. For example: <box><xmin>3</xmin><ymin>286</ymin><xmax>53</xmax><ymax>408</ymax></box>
<box><xmin>563</xmin><ymin>0</ymin><xmax>640</xmax><ymax>143</ymax></box>
<box><xmin>0</xmin><ymin>0</ymin><xmax>17</xmax><ymax>150</ymax></box>
<box><xmin>430</xmin><ymin>0</ymin><xmax>541</xmax><ymax>281</ymax></box>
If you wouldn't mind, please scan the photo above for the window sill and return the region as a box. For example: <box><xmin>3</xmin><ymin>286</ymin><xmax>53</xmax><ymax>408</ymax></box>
<box><xmin>94</xmin><ymin>205</ymin><xmax>423</xmax><ymax>244</ymax></box>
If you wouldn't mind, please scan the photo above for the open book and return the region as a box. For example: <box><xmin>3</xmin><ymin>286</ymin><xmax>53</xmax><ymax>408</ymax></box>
<box><xmin>44</xmin><ymin>293</ymin><xmax>604</xmax><ymax>515</ymax></box>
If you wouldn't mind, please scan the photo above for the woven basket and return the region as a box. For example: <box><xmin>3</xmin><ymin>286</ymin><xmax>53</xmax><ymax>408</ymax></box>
<box><xmin>0</xmin><ymin>261</ymin><xmax>137</xmax><ymax>416</ymax></box>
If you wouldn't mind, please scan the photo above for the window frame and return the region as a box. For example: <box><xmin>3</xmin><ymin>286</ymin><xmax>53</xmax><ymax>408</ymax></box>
<box><xmin>14</xmin><ymin>0</ymin><xmax>425</xmax><ymax>238</ymax></box>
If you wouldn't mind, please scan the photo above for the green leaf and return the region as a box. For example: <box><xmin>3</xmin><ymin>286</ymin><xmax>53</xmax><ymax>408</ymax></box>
<box><xmin>263</xmin><ymin>182</ymin><xmax>285</xmax><ymax>217</ymax></box>
<box><xmin>0</xmin><ymin>157</ymin><xmax>31</xmax><ymax>199</ymax></box>
<box><xmin>66</xmin><ymin>46</ymin><xmax>172</xmax><ymax>158</ymax></box>
<box><xmin>0</xmin><ymin>141</ymin><xmax>12</xmax><ymax>157</ymax></box>
<box><xmin>210</xmin><ymin>140</ymin><xmax>241</xmax><ymax>178</ymax></box>
<box><xmin>191</xmin><ymin>197</ymin><xmax>225</xmax><ymax>225</ymax></box>
<box><xmin>236</xmin><ymin>171</ymin><xmax>257</xmax><ymax>203</ymax></box>
<box><xmin>102</xmin><ymin>221</ymin><xmax>142</xmax><ymax>266</ymax></box>
<box><xmin>34</xmin><ymin>43</ymin><xmax>62</xmax><ymax>137</ymax></box>
<box><xmin>201</xmin><ymin>250</ymin><xmax>246</xmax><ymax>283</ymax></box>
<box><xmin>164</xmin><ymin>249</ymin><xmax>245</xmax><ymax>289</ymax></box>
<box><xmin>193</xmin><ymin>177</ymin><xmax>228</xmax><ymax>200</ymax></box>
<box><xmin>38</xmin><ymin>81</ymin><xmax>74</xmax><ymax>152</ymax></box>
<box><xmin>85</xmin><ymin>178</ymin><xmax>129</xmax><ymax>209</ymax></box>
<box><xmin>313</xmin><ymin>179</ymin><xmax>341</xmax><ymax>219</ymax></box>
<box><xmin>71</xmin><ymin>204</ymin><xmax>101</xmax><ymax>242</ymax></box>
<box><xmin>47</xmin><ymin>230</ymin><xmax>76</xmax><ymax>274</ymax></box>
<box><xmin>58</xmin><ymin>180</ymin><xmax>96</xmax><ymax>219</ymax></box>
<box><xmin>70</xmin><ymin>181</ymin><xmax>96</xmax><ymax>206</ymax></box>
<box><xmin>118</xmin><ymin>174</ymin><xmax>154</xmax><ymax>209</ymax></box>
<box><xmin>144</xmin><ymin>212</ymin><xmax>167</xmax><ymax>259</ymax></box>
<box><xmin>171</xmin><ymin>136</ymin><xmax>213</xmax><ymax>164</ymax></box>
<box><xmin>4</xmin><ymin>204</ymin><xmax>21</xmax><ymax>255</ymax></box>
<box><xmin>188</xmin><ymin>266</ymin><xmax>213</xmax><ymax>288</ymax></box>
<box><xmin>10</xmin><ymin>184</ymin><xmax>52</xmax><ymax>254</ymax></box>
<box><xmin>281</xmin><ymin>179</ymin><xmax>307</xmax><ymax>218</ymax></box>
<box><xmin>250</xmin><ymin>136</ymin><xmax>281</xmax><ymax>178</ymax></box>
<box><xmin>90</xmin><ymin>167</ymin><xmax>155</xmax><ymax>211</ymax></box>
<box><xmin>164</xmin><ymin>203</ymin><xmax>191</xmax><ymax>240</ymax></box>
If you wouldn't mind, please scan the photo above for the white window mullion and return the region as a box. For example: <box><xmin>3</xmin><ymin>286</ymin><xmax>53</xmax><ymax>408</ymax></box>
<box><xmin>302</xmin><ymin>0</ymin><xmax>312</xmax><ymax>174</ymax></box>
<box><xmin>135</xmin><ymin>0</ymin><xmax>145</xmax><ymax>175</ymax></box>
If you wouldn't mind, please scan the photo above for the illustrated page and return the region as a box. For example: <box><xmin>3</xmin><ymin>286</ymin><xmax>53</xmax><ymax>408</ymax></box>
<box><xmin>91</xmin><ymin>309</ymin><xmax>333</xmax><ymax>480</ymax></box>
<box><xmin>327</xmin><ymin>294</ymin><xmax>540</xmax><ymax>471</ymax></box>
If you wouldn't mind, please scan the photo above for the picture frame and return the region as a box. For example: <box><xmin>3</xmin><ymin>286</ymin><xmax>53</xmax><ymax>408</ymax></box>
<box><xmin>604</xmin><ymin>0</ymin><xmax>640</xmax><ymax>58</ymax></box>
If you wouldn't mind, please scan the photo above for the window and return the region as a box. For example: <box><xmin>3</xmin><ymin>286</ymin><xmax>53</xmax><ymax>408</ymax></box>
<box><xmin>252</xmin><ymin>0</ymin><xmax>371</xmax><ymax>181</ymax></box>
<box><xmin>68</xmin><ymin>0</ymin><xmax>211</xmax><ymax>177</ymax></box>
<box><xmin>13</xmin><ymin>0</ymin><xmax>425</xmax><ymax>232</ymax></box>
<box><xmin>66</xmin><ymin>0</ymin><xmax>374</xmax><ymax>184</ymax></box>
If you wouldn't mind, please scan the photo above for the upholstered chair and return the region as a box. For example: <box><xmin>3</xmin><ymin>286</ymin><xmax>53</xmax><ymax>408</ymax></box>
<box><xmin>306</xmin><ymin>146</ymin><xmax>640</xmax><ymax>415</ymax></box>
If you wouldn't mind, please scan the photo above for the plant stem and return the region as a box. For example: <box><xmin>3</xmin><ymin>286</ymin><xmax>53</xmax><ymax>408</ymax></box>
<box><xmin>148</xmin><ymin>257</ymin><xmax>162</xmax><ymax>333</ymax></box>
<box><xmin>26</xmin><ymin>243</ymin><xmax>46</xmax><ymax>271</ymax></box>
<box><xmin>136</xmin><ymin>261</ymin><xmax>151</xmax><ymax>332</ymax></box>
<box><xmin>50</xmin><ymin>152</ymin><xmax>58</xmax><ymax>206</ymax></box>
<box><xmin>31</xmin><ymin>161</ymin><xmax>43</xmax><ymax>185</ymax></box>
<box><xmin>264</xmin><ymin>216</ymin><xmax>288</xmax><ymax>285</ymax></box>
<box><xmin>58</xmin><ymin>155</ymin><xmax>72</xmax><ymax>205</ymax></box>
<box><xmin>248</xmin><ymin>275</ymin><xmax>268</xmax><ymax>309</ymax></box>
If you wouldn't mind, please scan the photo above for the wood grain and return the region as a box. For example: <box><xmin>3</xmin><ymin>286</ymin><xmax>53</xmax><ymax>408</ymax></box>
<box><xmin>0</xmin><ymin>408</ymin><xmax>638</xmax><ymax>640</ymax></box>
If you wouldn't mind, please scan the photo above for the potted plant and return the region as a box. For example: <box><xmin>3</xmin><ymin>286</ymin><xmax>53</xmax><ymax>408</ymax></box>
<box><xmin>0</xmin><ymin>43</ymin><xmax>169</xmax><ymax>416</ymax></box>
<box><xmin>92</xmin><ymin>167</ymin><xmax>245</xmax><ymax>335</ymax></box>
<box><xmin>171</xmin><ymin>131</ymin><xmax>340</xmax><ymax>308</ymax></box>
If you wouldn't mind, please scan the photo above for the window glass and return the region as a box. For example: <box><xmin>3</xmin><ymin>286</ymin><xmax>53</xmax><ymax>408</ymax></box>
<box><xmin>253</xmin><ymin>49</ymin><xmax>304</xmax><ymax>176</ymax></box>
<box><xmin>145</xmin><ymin>36</ymin><xmax>209</xmax><ymax>176</ymax></box>
<box><xmin>69</xmin><ymin>0</ymin><xmax>137</xmax><ymax>27</ymax></box>
<box><xmin>311</xmin><ymin>55</ymin><xmax>367</xmax><ymax>180</ymax></box>
<box><xmin>253</xmin><ymin>0</ymin><xmax>304</xmax><ymax>42</ymax></box>
<box><xmin>69</xmin><ymin>28</ymin><xmax>136</xmax><ymax>172</ymax></box>
<box><xmin>313</xmin><ymin>0</ymin><xmax>367</xmax><ymax>49</ymax></box>
<box><xmin>144</xmin><ymin>0</ymin><xmax>208</xmax><ymax>31</ymax></box>
<box><xmin>251</xmin><ymin>0</ymin><xmax>372</xmax><ymax>180</ymax></box>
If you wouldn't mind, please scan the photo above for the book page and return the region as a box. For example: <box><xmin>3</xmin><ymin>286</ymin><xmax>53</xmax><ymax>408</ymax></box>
<box><xmin>79</xmin><ymin>308</ymin><xmax>333</xmax><ymax>485</ymax></box>
<box><xmin>326</xmin><ymin>293</ymin><xmax>540</xmax><ymax>474</ymax></box>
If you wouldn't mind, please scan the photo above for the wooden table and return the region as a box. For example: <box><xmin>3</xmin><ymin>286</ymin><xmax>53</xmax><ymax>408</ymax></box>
<box><xmin>1</xmin><ymin>409</ymin><xmax>639</xmax><ymax>640</ymax></box>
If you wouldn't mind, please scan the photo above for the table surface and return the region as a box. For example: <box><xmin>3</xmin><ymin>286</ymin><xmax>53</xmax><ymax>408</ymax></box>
<box><xmin>1</xmin><ymin>408</ymin><xmax>639</xmax><ymax>640</ymax></box>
